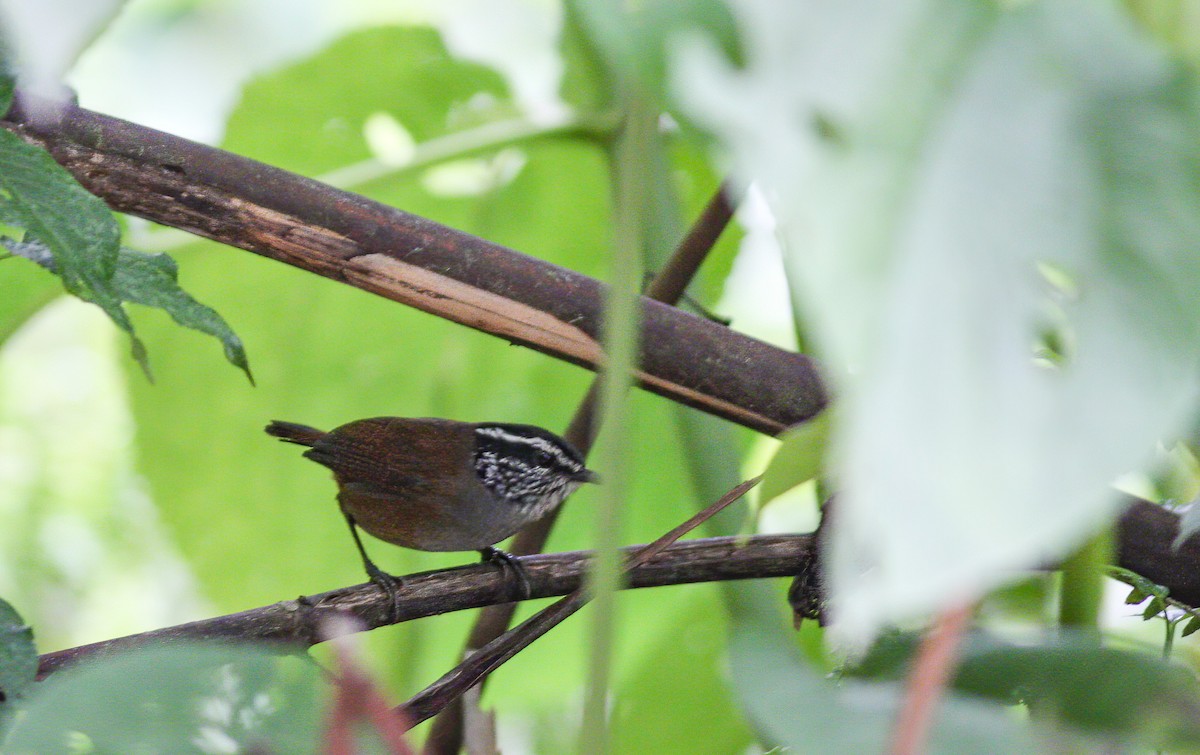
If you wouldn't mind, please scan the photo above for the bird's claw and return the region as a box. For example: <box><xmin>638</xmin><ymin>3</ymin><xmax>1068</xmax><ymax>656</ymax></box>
<box><xmin>365</xmin><ymin>563</ymin><xmax>404</xmax><ymax>623</ymax></box>
<box><xmin>479</xmin><ymin>547</ymin><xmax>532</xmax><ymax>602</ymax></box>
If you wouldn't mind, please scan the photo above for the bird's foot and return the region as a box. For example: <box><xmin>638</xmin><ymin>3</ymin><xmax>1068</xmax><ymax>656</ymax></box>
<box><xmin>479</xmin><ymin>546</ymin><xmax>531</xmax><ymax>602</ymax></box>
<box><xmin>364</xmin><ymin>563</ymin><xmax>404</xmax><ymax>623</ymax></box>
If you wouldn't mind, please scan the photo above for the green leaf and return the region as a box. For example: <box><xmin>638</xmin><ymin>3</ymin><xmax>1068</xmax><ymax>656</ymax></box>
<box><xmin>1110</xmin><ymin>566</ymin><xmax>1169</xmax><ymax>600</ymax></box>
<box><xmin>759</xmin><ymin>411</ymin><xmax>831</xmax><ymax>505</ymax></box>
<box><xmin>611</xmin><ymin>589</ymin><xmax>754</xmax><ymax>753</ymax></box>
<box><xmin>727</xmin><ymin>584</ymin><xmax>1034</xmax><ymax>753</ymax></box>
<box><xmin>848</xmin><ymin>630</ymin><xmax>1200</xmax><ymax>749</ymax></box>
<box><xmin>678</xmin><ymin>0</ymin><xmax>1200</xmax><ymax>643</ymax></box>
<box><xmin>225</xmin><ymin>26</ymin><xmax>515</xmax><ymax>178</ymax></box>
<box><xmin>0</xmin><ymin>256</ymin><xmax>56</xmax><ymax>344</ymax></box>
<box><xmin>0</xmin><ymin>597</ymin><xmax>36</xmax><ymax>708</ymax></box>
<box><xmin>1125</xmin><ymin>585</ymin><xmax>1150</xmax><ymax>605</ymax></box>
<box><xmin>0</xmin><ymin>129</ymin><xmax>153</xmax><ymax>374</ymax></box>
<box><xmin>955</xmin><ymin>637</ymin><xmax>1200</xmax><ymax>748</ymax></box>
<box><xmin>1143</xmin><ymin>596</ymin><xmax>1167</xmax><ymax>620</ymax></box>
<box><xmin>3</xmin><ymin>643</ymin><xmax>324</xmax><ymax>752</ymax></box>
<box><xmin>6</xmin><ymin>240</ymin><xmax>252</xmax><ymax>381</ymax></box>
<box><xmin>0</xmin><ymin>75</ymin><xmax>13</xmax><ymax>117</ymax></box>
<box><xmin>565</xmin><ymin>0</ymin><xmax>740</xmax><ymax>108</ymax></box>
<box><xmin>109</xmin><ymin>247</ymin><xmax>252</xmax><ymax>382</ymax></box>
<box><xmin>0</xmin><ymin>128</ymin><xmax>121</xmax><ymax>297</ymax></box>
<box><xmin>1182</xmin><ymin>615</ymin><xmax>1200</xmax><ymax>637</ymax></box>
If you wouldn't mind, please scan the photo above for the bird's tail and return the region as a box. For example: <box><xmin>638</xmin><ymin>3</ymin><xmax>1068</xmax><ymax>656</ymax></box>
<box><xmin>265</xmin><ymin>420</ymin><xmax>326</xmax><ymax>447</ymax></box>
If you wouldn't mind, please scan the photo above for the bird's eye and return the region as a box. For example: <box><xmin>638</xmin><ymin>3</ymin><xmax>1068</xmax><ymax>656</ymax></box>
<box><xmin>535</xmin><ymin>450</ymin><xmax>554</xmax><ymax>466</ymax></box>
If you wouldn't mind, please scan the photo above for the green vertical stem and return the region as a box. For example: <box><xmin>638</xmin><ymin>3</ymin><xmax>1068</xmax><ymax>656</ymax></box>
<box><xmin>1058</xmin><ymin>527</ymin><xmax>1113</xmax><ymax>634</ymax></box>
<box><xmin>579</xmin><ymin>97</ymin><xmax>652</xmax><ymax>755</ymax></box>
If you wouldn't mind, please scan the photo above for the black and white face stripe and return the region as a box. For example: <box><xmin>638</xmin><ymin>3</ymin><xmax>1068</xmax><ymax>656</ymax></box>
<box><xmin>473</xmin><ymin>424</ymin><xmax>593</xmax><ymax>514</ymax></box>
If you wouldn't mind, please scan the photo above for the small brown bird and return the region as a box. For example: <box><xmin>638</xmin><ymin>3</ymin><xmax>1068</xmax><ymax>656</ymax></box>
<box><xmin>266</xmin><ymin>417</ymin><xmax>597</xmax><ymax>604</ymax></box>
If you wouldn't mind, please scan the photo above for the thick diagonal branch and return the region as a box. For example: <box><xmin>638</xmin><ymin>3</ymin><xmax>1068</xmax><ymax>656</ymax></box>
<box><xmin>0</xmin><ymin>95</ymin><xmax>826</xmax><ymax>437</ymax></box>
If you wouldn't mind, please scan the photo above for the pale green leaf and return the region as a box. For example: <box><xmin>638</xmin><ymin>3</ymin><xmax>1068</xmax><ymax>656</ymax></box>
<box><xmin>677</xmin><ymin>0</ymin><xmax>1200</xmax><ymax>643</ymax></box>
<box><xmin>3</xmin><ymin>643</ymin><xmax>323</xmax><ymax>752</ymax></box>
<box><xmin>759</xmin><ymin>412</ymin><xmax>830</xmax><ymax>505</ymax></box>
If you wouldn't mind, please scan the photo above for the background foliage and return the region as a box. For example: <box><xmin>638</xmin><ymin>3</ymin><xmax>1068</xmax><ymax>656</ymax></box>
<box><xmin>4</xmin><ymin>0</ymin><xmax>1200</xmax><ymax>752</ymax></box>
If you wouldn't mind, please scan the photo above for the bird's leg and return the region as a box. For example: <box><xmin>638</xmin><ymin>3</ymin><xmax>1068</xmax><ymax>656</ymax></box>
<box><xmin>345</xmin><ymin>514</ymin><xmax>402</xmax><ymax>622</ymax></box>
<box><xmin>479</xmin><ymin>546</ymin><xmax>531</xmax><ymax>602</ymax></box>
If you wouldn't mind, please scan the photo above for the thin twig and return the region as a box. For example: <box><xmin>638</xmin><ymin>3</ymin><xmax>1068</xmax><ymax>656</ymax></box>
<box><xmin>323</xmin><ymin>619</ymin><xmax>415</xmax><ymax>755</ymax></box>
<box><xmin>399</xmin><ymin>477</ymin><xmax>761</xmax><ymax>727</ymax></box>
<box><xmin>35</xmin><ymin>534</ymin><xmax>812</xmax><ymax>679</ymax></box>
<box><xmin>889</xmin><ymin>602</ymin><xmax>974</xmax><ymax>755</ymax></box>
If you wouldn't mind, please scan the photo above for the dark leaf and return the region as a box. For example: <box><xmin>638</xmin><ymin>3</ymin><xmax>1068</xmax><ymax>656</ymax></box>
<box><xmin>0</xmin><ymin>597</ymin><xmax>36</xmax><ymax>708</ymax></box>
<box><xmin>110</xmin><ymin>248</ymin><xmax>253</xmax><ymax>383</ymax></box>
<box><xmin>0</xmin><ymin>128</ymin><xmax>121</xmax><ymax>300</ymax></box>
<box><xmin>955</xmin><ymin>637</ymin><xmax>1200</xmax><ymax>748</ymax></box>
<box><xmin>1124</xmin><ymin>586</ymin><xmax>1149</xmax><ymax>605</ymax></box>
<box><xmin>5</xmin><ymin>239</ymin><xmax>251</xmax><ymax>382</ymax></box>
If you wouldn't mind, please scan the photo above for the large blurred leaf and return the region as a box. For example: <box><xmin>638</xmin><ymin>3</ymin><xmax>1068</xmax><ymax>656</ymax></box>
<box><xmin>0</xmin><ymin>259</ymin><xmax>54</xmax><ymax>343</ymax></box>
<box><xmin>0</xmin><ymin>0</ymin><xmax>125</xmax><ymax>98</ymax></box>
<box><xmin>678</xmin><ymin>0</ymin><xmax>1200</xmax><ymax>642</ymax></box>
<box><xmin>1125</xmin><ymin>0</ymin><xmax>1200</xmax><ymax>68</ymax></box>
<box><xmin>223</xmin><ymin>26</ymin><xmax>516</xmax><ymax>177</ymax></box>
<box><xmin>3</xmin><ymin>643</ymin><xmax>323</xmax><ymax>753</ymax></box>
<box><xmin>610</xmin><ymin>586</ymin><xmax>754</xmax><ymax>753</ymax></box>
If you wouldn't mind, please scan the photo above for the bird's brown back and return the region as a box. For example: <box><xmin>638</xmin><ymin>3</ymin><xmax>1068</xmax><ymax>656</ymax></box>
<box><xmin>304</xmin><ymin>417</ymin><xmax>476</xmax><ymax>497</ymax></box>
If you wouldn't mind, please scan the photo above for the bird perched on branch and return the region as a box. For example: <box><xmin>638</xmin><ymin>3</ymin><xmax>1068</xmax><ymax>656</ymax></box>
<box><xmin>266</xmin><ymin>417</ymin><xmax>597</xmax><ymax>609</ymax></box>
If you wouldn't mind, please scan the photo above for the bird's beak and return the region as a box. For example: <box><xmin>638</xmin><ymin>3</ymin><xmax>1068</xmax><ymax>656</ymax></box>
<box><xmin>576</xmin><ymin>468</ymin><xmax>601</xmax><ymax>484</ymax></box>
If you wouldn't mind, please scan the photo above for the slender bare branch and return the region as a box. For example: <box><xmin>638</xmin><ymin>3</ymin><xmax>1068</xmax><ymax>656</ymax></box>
<box><xmin>889</xmin><ymin>603</ymin><xmax>974</xmax><ymax>755</ymax></box>
<box><xmin>36</xmin><ymin>534</ymin><xmax>813</xmax><ymax>679</ymax></box>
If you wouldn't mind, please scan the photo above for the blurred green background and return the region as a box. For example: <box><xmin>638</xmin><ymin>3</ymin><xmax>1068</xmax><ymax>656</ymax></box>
<box><xmin>0</xmin><ymin>2</ymin><xmax>791</xmax><ymax>750</ymax></box>
<box><xmin>10</xmin><ymin>1</ymin><xmax>1200</xmax><ymax>751</ymax></box>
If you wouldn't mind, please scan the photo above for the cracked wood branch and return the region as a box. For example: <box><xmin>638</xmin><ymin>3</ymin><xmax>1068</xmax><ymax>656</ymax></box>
<box><xmin>0</xmin><ymin>94</ymin><xmax>827</xmax><ymax>437</ymax></box>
